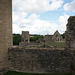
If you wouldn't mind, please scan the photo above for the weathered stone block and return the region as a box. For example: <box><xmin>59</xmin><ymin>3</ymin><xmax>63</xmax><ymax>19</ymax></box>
<box><xmin>0</xmin><ymin>0</ymin><xmax>12</xmax><ymax>72</ymax></box>
<box><xmin>66</xmin><ymin>16</ymin><xmax>75</xmax><ymax>50</ymax></box>
<box><xmin>8</xmin><ymin>48</ymin><xmax>72</xmax><ymax>74</ymax></box>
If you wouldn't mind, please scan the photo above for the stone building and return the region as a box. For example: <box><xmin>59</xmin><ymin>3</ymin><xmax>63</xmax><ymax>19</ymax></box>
<box><xmin>21</xmin><ymin>31</ymin><xmax>30</xmax><ymax>43</ymax></box>
<box><xmin>52</xmin><ymin>30</ymin><xmax>63</xmax><ymax>42</ymax></box>
<box><xmin>8</xmin><ymin>17</ymin><xmax>75</xmax><ymax>74</ymax></box>
<box><xmin>44</xmin><ymin>35</ymin><xmax>53</xmax><ymax>42</ymax></box>
<box><xmin>0</xmin><ymin>0</ymin><xmax>75</xmax><ymax>74</ymax></box>
<box><xmin>19</xmin><ymin>31</ymin><xmax>30</xmax><ymax>47</ymax></box>
<box><xmin>66</xmin><ymin>16</ymin><xmax>75</xmax><ymax>50</ymax></box>
<box><xmin>0</xmin><ymin>0</ymin><xmax>12</xmax><ymax>73</ymax></box>
<box><xmin>44</xmin><ymin>31</ymin><xmax>63</xmax><ymax>42</ymax></box>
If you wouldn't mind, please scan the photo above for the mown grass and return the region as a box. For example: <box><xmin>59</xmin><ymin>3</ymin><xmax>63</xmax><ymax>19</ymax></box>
<box><xmin>4</xmin><ymin>71</ymin><xmax>72</xmax><ymax>75</ymax></box>
<box><xmin>47</xmin><ymin>42</ymin><xmax>65</xmax><ymax>48</ymax></box>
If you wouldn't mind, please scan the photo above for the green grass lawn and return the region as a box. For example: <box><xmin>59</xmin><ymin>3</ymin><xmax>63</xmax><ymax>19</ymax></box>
<box><xmin>47</xmin><ymin>41</ymin><xmax>65</xmax><ymax>48</ymax></box>
<box><xmin>4</xmin><ymin>71</ymin><xmax>72</xmax><ymax>75</ymax></box>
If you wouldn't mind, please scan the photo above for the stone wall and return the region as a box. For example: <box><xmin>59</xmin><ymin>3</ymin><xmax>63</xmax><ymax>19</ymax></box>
<box><xmin>44</xmin><ymin>35</ymin><xmax>53</xmax><ymax>42</ymax></box>
<box><xmin>8</xmin><ymin>48</ymin><xmax>75</xmax><ymax>74</ymax></box>
<box><xmin>44</xmin><ymin>31</ymin><xmax>63</xmax><ymax>42</ymax></box>
<box><xmin>0</xmin><ymin>0</ymin><xmax>12</xmax><ymax>73</ymax></box>
<box><xmin>21</xmin><ymin>31</ymin><xmax>30</xmax><ymax>43</ymax></box>
<box><xmin>66</xmin><ymin>16</ymin><xmax>75</xmax><ymax>50</ymax></box>
<box><xmin>19</xmin><ymin>31</ymin><xmax>30</xmax><ymax>47</ymax></box>
<box><xmin>0</xmin><ymin>0</ymin><xmax>75</xmax><ymax>74</ymax></box>
<box><xmin>52</xmin><ymin>31</ymin><xmax>63</xmax><ymax>42</ymax></box>
<box><xmin>7</xmin><ymin>16</ymin><xmax>75</xmax><ymax>74</ymax></box>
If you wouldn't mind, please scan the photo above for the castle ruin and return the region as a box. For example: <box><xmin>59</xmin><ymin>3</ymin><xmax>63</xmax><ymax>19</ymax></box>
<box><xmin>52</xmin><ymin>30</ymin><xmax>63</xmax><ymax>42</ymax></box>
<box><xmin>8</xmin><ymin>16</ymin><xmax>75</xmax><ymax>75</ymax></box>
<box><xmin>0</xmin><ymin>0</ymin><xmax>12</xmax><ymax>74</ymax></box>
<box><xmin>66</xmin><ymin>16</ymin><xmax>75</xmax><ymax>50</ymax></box>
<box><xmin>44</xmin><ymin>30</ymin><xmax>63</xmax><ymax>42</ymax></box>
<box><xmin>0</xmin><ymin>0</ymin><xmax>75</xmax><ymax>75</ymax></box>
<box><xmin>19</xmin><ymin>31</ymin><xmax>30</xmax><ymax>47</ymax></box>
<box><xmin>21</xmin><ymin>31</ymin><xmax>30</xmax><ymax>43</ymax></box>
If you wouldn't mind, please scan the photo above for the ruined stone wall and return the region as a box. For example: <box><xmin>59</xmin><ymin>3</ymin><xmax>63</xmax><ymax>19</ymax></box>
<box><xmin>21</xmin><ymin>31</ymin><xmax>30</xmax><ymax>43</ymax></box>
<box><xmin>0</xmin><ymin>0</ymin><xmax>74</xmax><ymax>74</ymax></box>
<box><xmin>44</xmin><ymin>35</ymin><xmax>53</xmax><ymax>42</ymax></box>
<box><xmin>8</xmin><ymin>16</ymin><xmax>75</xmax><ymax>74</ymax></box>
<box><xmin>66</xmin><ymin>16</ymin><xmax>75</xmax><ymax>50</ymax></box>
<box><xmin>44</xmin><ymin>31</ymin><xmax>63</xmax><ymax>42</ymax></box>
<box><xmin>52</xmin><ymin>31</ymin><xmax>63</xmax><ymax>42</ymax></box>
<box><xmin>0</xmin><ymin>0</ymin><xmax>12</xmax><ymax>72</ymax></box>
<box><xmin>8</xmin><ymin>48</ymin><xmax>75</xmax><ymax>74</ymax></box>
<box><xmin>19</xmin><ymin>31</ymin><xmax>30</xmax><ymax>47</ymax></box>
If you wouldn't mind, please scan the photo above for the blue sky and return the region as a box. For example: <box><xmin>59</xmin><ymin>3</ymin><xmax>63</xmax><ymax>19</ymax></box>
<box><xmin>12</xmin><ymin>0</ymin><xmax>75</xmax><ymax>35</ymax></box>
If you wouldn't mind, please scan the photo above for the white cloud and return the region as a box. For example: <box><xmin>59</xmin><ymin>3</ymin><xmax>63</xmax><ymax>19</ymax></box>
<box><xmin>58</xmin><ymin>14</ymin><xmax>69</xmax><ymax>33</ymax></box>
<box><xmin>28</xmin><ymin>13</ymin><xmax>40</xmax><ymax>20</ymax></box>
<box><xmin>12</xmin><ymin>0</ymin><xmax>69</xmax><ymax>35</ymax></box>
<box><xmin>64</xmin><ymin>0</ymin><xmax>75</xmax><ymax>12</ymax></box>
<box><xmin>13</xmin><ymin>11</ymin><xmax>28</xmax><ymax>23</ymax></box>
<box><xmin>13</xmin><ymin>12</ymin><xmax>69</xmax><ymax>35</ymax></box>
<box><xmin>49</xmin><ymin>0</ymin><xmax>63</xmax><ymax>10</ymax></box>
<box><xmin>13</xmin><ymin>0</ymin><xmax>63</xmax><ymax>13</ymax></box>
<box><xmin>12</xmin><ymin>24</ymin><xmax>21</xmax><ymax>34</ymax></box>
<box><xmin>13</xmin><ymin>13</ymin><xmax>58</xmax><ymax>34</ymax></box>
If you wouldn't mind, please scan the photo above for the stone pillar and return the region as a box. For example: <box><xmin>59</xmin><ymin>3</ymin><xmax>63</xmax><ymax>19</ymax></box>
<box><xmin>66</xmin><ymin>16</ymin><xmax>75</xmax><ymax>75</ymax></box>
<box><xmin>0</xmin><ymin>0</ymin><xmax>12</xmax><ymax>72</ymax></box>
<box><xmin>19</xmin><ymin>31</ymin><xmax>30</xmax><ymax>47</ymax></box>
<box><xmin>21</xmin><ymin>31</ymin><xmax>30</xmax><ymax>43</ymax></box>
<box><xmin>66</xmin><ymin>16</ymin><xmax>75</xmax><ymax>50</ymax></box>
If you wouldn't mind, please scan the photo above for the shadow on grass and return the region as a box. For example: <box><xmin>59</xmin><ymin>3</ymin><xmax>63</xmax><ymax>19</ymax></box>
<box><xmin>4</xmin><ymin>71</ymin><xmax>72</xmax><ymax>75</ymax></box>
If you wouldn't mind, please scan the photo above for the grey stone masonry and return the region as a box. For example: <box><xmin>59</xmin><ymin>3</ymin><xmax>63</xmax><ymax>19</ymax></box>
<box><xmin>19</xmin><ymin>31</ymin><xmax>30</xmax><ymax>47</ymax></box>
<box><xmin>52</xmin><ymin>30</ymin><xmax>63</xmax><ymax>42</ymax></box>
<box><xmin>8</xmin><ymin>16</ymin><xmax>75</xmax><ymax>74</ymax></box>
<box><xmin>66</xmin><ymin>16</ymin><xmax>75</xmax><ymax>50</ymax></box>
<box><xmin>44</xmin><ymin>35</ymin><xmax>53</xmax><ymax>42</ymax></box>
<box><xmin>21</xmin><ymin>31</ymin><xmax>30</xmax><ymax>43</ymax></box>
<box><xmin>8</xmin><ymin>48</ymin><xmax>75</xmax><ymax>74</ymax></box>
<box><xmin>44</xmin><ymin>31</ymin><xmax>64</xmax><ymax>42</ymax></box>
<box><xmin>0</xmin><ymin>0</ymin><xmax>12</xmax><ymax>73</ymax></box>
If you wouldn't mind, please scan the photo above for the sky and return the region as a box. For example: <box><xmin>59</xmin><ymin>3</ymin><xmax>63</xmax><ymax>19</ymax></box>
<box><xmin>12</xmin><ymin>0</ymin><xmax>75</xmax><ymax>35</ymax></box>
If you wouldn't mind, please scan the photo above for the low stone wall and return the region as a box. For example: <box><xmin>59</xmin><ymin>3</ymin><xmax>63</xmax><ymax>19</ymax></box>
<box><xmin>8</xmin><ymin>48</ymin><xmax>75</xmax><ymax>74</ymax></box>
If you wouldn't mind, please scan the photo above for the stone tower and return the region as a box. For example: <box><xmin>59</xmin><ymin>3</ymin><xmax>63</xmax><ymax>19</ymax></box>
<box><xmin>66</xmin><ymin>16</ymin><xmax>75</xmax><ymax>50</ymax></box>
<box><xmin>0</xmin><ymin>0</ymin><xmax>12</xmax><ymax>73</ymax></box>
<box><xmin>19</xmin><ymin>31</ymin><xmax>30</xmax><ymax>47</ymax></box>
<box><xmin>21</xmin><ymin>31</ymin><xmax>30</xmax><ymax>44</ymax></box>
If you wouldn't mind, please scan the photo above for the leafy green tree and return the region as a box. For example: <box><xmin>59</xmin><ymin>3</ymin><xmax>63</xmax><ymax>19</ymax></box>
<box><xmin>61</xmin><ymin>33</ymin><xmax>65</xmax><ymax>39</ymax></box>
<box><xmin>13</xmin><ymin>34</ymin><xmax>21</xmax><ymax>45</ymax></box>
<box><xmin>30</xmin><ymin>35</ymin><xmax>44</xmax><ymax>42</ymax></box>
<box><xmin>13</xmin><ymin>34</ymin><xmax>44</xmax><ymax>45</ymax></box>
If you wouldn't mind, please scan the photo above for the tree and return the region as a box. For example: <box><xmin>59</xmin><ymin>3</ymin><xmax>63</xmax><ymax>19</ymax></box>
<box><xmin>30</xmin><ymin>35</ymin><xmax>44</xmax><ymax>42</ymax></box>
<box><xmin>13</xmin><ymin>34</ymin><xmax>21</xmax><ymax>45</ymax></box>
<box><xmin>61</xmin><ymin>33</ymin><xmax>65</xmax><ymax>39</ymax></box>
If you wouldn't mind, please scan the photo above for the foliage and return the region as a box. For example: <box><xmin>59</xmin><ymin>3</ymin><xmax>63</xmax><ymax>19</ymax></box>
<box><xmin>13</xmin><ymin>34</ymin><xmax>44</xmax><ymax>45</ymax></box>
<box><xmin>61</xmin><ymin>33</ymin><xmax>65</xmax><ymax>39</ymax></box>
<box><xmin>30</xmin><ymin>35</ymin><xmax>44</xmax><ymax>42</ymax></box>
<box><xmin>13</xmin><ymin>34</ymin><xmax>21</xmax><ymax>45</ymax></box>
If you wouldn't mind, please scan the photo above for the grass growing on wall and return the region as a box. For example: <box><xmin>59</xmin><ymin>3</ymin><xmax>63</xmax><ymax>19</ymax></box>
<box><xmin>4</xmin><ymin>71</ymin><xmax>72</xmax><ymax>75</ymax></box>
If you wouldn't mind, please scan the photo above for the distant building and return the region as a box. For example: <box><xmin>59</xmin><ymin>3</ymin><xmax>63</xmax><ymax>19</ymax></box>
<box><xmin>19</xmin><ymin>30</ymin><xmax>64</xmax><ymax>47</ymax></box>
<box><xmin>44</xmin><ymin>35</ymin><xmax>53</xmax><ymax>42</ymax></box>
<box><xmin>19</xmin><ymin>31</ymin><xmax>30</xmax><ymax>47</ymax></box>
<box><xmin>21</xmin><ymin>31</ymin><xmax>30</xmax><ymax>43</ymax></box>
<box><xmin>44</xmin><ymin>30</ymin><xmax>63</xmax><ymax>42</ymax></box>
<box><xmin>52</xmin><ymin>30</ymin><xmax>63</xmax><ymax>42</ymax></box>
